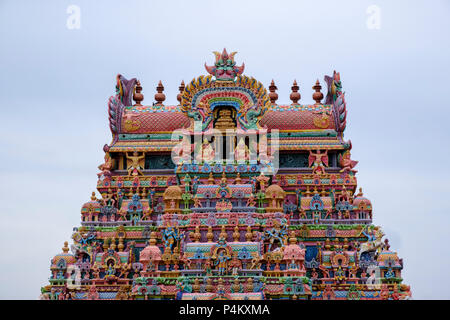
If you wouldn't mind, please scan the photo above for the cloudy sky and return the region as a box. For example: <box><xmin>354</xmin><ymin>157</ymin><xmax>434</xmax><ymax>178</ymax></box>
<box><xmin>0</xmin><ymin>0</ymin><xmax>449</xmax><ymax>299</ymax></box>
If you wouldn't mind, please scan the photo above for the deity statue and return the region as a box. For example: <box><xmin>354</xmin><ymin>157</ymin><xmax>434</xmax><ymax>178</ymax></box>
<box><xmin>204</xmin><ymin>259</ymin><xmax>213</xmax><ymax>276</ymax></box>
<box><xmin>192</xmin><ymin>176</ymin><xmax>199</xmax><ymax>194</ymax></box>
<box><xmin>313</xmin><ymin>211</ymin><xmax>321</xmax><ymax>224</ymax></box>
<box><xmin>118</xmin><ymin>263</ymin><xmax>131</xmax><ymax>278</ymax></box>
<box><xmin>256</xmin><ymin>172</ymin><xmax>269</xmax><ymax>192</ymax></box>
<box><xmin>216</xmin><ymin>173</ymin><xmax>232</xmax><ymax>199</ymax></box>
<box><xmin>193</xmin><ymin>194</ymin><xmax>202</xmax><ymax>208</ymax></box>
<box><xmin>339</xmin><ymin>185</ymin><xmax>352</xmax><ymax>203</ymax></box>
<box><xmin>126</xmin><ymin>151</ymin><xmax>145</xmax><ymax>176</ymax></box>
<box><xmin>235</xmin><ymin>137</ymin><xmax>249</xmax><ymax>163</ymax></box>
<box><xmin>334</xmin><ymin>266</ymin><xmax>346</xmax><ymax>282</ymax></box>
<box><xmin>86</xmin><ymin>284</ymin><xmax>99</xmax><ymax>300</ymax></box>
<box><xmin>103</xmin><ymin>188</ymin><xmax>116</xmax><ymax>207</ymax></box>
<box><xmin>229</xmin><ymin>254</ymin><xmax>242</xmax><ymax>276</ymax></box>
<box><xmin>216</xmin><ymin>278</ymin><xmax>226</xmax><ymax>297</ymax></box>
<box><xmin>172</xmin><ymin>135</ymin><xmax>192</xmax><ymax>165</ymax></box>
<box><xmin>311</xmin><ymin>268</ymin><xmax>319</xmax><ymax>280</ymax></box>
<box><xmin>97</xmin><ymin>152</ymin><xmax>112</xmax><ymax>181</ymax></box>
<box><xmin>250</xmin><ymin>255</ymin><xmax>262</xmax><ymax>270</ymax></box>
<box><xmin>183</xmin><ymin>174</ymin><xmax>191</xmax><ymax>193</ymax></box>
<box><xmin>196</xmin><ymin>138</ymin><xmax>215</xmax><ymax>163</ymax></box>
<box><xmin>308</xmin><ymin>149</ymin><xmax>328</xmax><ymax>175</ymax></box>
<box><xmin>71</xmin><ymin>232</ymin><xmax>95</xmax><ymax>256</ymax></box>
<box><xmin>91</xmin><ymin>262</ymin><xmax>100</xmax><ymax>279</ymax></box>
<box><xmin>175</xmin><ymin>280</ymin><xmax>187</xmax><ymax>300</ymax></box>
<box><xmin>358</xmin><ymin>226</ymin><xmax>385</xmax><ymax>259</ymax></box>
<box><xmin>147</xmin><ymin>188</ymin><xmax>155</xmax><ymax>209</ymax></box>
<box><xmin>214</xmin><ymin>250</ymin><xmax>231</xmax><ymax>276</ymax></box>
<box><xmin>56</xmin><ymin>289</ymin><xmax>65</xmax><ymax>300</ymax></box>
<box><xmin>366</xmin><ymin>270</ymin><xmax>378</xmax><ymax>289</ymax></box>
<box><xmin>179</xmin><ymin>252</ymin><xmax>191</xmax><ymax>270</ymax></box>
<box><xmin>162</xmin><ymin>226</ymin><xmax>184</xmax><ymax>253</ymax></box>
<box><xmin>323</xmin><ymin>284</ymin><xmax>336</xmax><ymax>300</ymax></box>
<box><xmin>104</xmin><ymin>260</ymin><xmax>116</xmax><ymax>281</ymax></box>
<box><xmin>338</xmin><ymin>150</ymin><xmax>358</xmax><ymax>174</ymax></box>
<box><xmin>263</xmin><ymin>221</ymin><xmax>288</xmax><ymax>252</ymax></box>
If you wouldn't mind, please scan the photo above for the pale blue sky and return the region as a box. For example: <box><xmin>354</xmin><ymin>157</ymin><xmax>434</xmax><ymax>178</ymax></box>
<box><xmin>0</xmin><ymin>0</ymin><xmax>449</xmax><ymax>299</ymax></box>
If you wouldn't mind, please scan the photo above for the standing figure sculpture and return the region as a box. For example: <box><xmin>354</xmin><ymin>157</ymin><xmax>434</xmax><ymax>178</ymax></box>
<box><xmin>162</xmin><ymin>226</ymin><xmax>184</xmax><ymax>254</ymax></box>
<box><xmin>308</xmin><ymin>149</ymin><xmax>328</xmax><ymax>175</ymax></box>
<box><xmin>214</xmin><ymin>250</ymin><xmax>231</xmax><ymax>276</ymax></box>
<box><xmin>263</xmin><ymin>221</ymin><xmax>288</xmax><ymax>252</ymax></box>
<box><xmin>98</xmin><ymin>151</ymin><xmax>112</xmax><ymax>181</ymax></box>
<box><xmin>126</xmin><ymin>151</ymin><xmax>145</xmax><ymax>176</ymax></box>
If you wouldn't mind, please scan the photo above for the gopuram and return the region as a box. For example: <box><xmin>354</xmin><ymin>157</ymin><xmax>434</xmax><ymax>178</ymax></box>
<box><xmin>40</xmin><ymin>49</ymin><xmax>411</xmax><ymax>300</ymax></box>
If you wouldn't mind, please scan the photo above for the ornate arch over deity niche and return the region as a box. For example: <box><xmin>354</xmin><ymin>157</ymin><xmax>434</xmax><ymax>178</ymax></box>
<box><xmin>180</xmin><ymin>49</ymin><xmax>271</xmax><ymax>132</ymax></box>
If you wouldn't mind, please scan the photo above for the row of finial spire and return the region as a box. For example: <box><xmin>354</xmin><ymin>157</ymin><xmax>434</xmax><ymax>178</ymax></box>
<box><xmin>268</xmin><ymin>79</ymin><xmax>324</xmax><ymax>104</ymax></box>
<box><xmin>132</xmin><ymin>79</ymin><xmax>325</xmax><ymax>106</ymax></box>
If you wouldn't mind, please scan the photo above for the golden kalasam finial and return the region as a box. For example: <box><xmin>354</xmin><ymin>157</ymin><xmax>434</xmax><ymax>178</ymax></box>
<box><xmin>62</xmin><ymin>241</ymin><xmax>69</xmax><ymax>253</ymax></box>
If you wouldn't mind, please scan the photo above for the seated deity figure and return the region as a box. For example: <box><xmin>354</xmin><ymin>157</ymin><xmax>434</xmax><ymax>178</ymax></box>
<box><xmin>104</xmin><ymin>260</ymin><xmax>117</xmax><ymax>282</ymax></box>
<box><xmin>195</xmin><ymin>138</ymin><xmax>215</xmax><ymax>163</ymax></box>
<box><xmin>235</xmin><ymin>137</ymin><xmax>249</xmax><ymax>163</ymax></box>
<box><xmin>202</xmin><ymin>138</ymin><xmax>215</xmax><ymax>163</ymax></box>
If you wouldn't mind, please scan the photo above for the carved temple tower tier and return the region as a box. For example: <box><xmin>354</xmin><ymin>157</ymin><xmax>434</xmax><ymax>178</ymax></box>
<box><xmin>40</xmin><ymin>49</ymin><xmax>411</xmax><ymax>300</ymax></box>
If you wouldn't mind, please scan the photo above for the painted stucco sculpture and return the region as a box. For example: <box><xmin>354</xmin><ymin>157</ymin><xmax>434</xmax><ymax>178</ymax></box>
<box><xmin>40</xmin><ymin>50</ymin><xmax>411</xmax><ymax>300</ymax></box>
